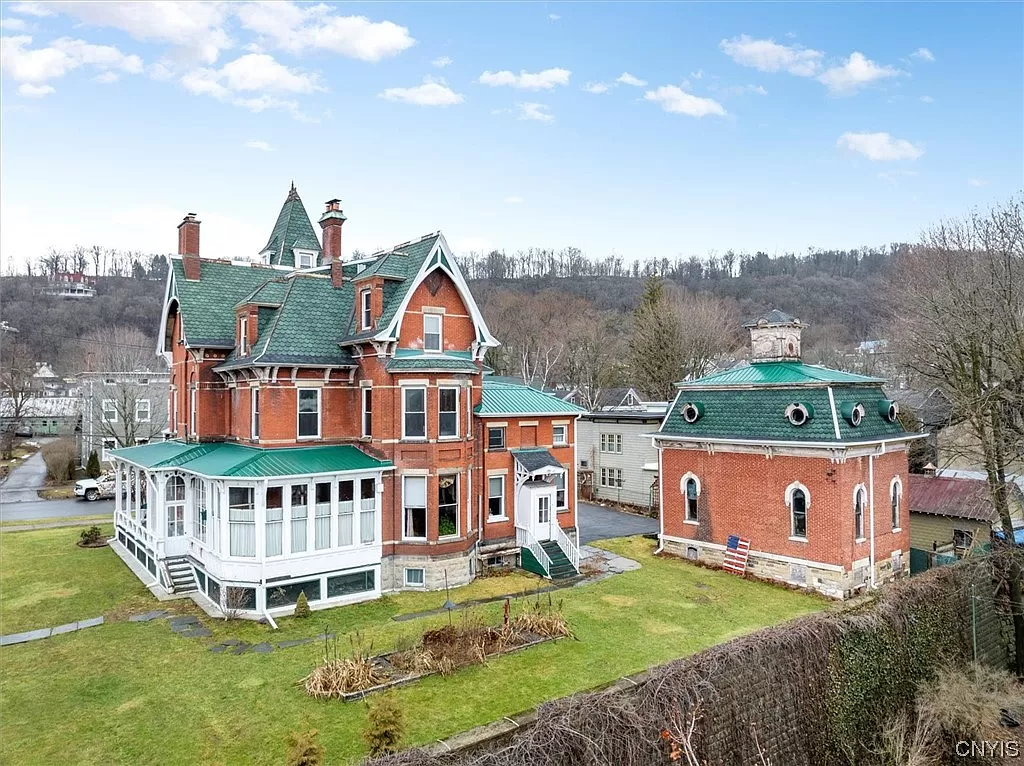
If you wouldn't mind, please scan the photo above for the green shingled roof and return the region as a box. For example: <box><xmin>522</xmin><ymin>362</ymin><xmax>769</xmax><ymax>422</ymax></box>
<box><xmin>386</xmin><ymin>350</ymin><xmax>479</xmax><ymax>373</ymax></box>
<box><xmin>170</xmin><ymin>259</ymin><xmax>282</xmax><ymax>347</ymax></box>
<box><xmin>476</xmin><ymin>381</ymin><xmax>586</xmax><ymax>416</ymax></box>
<box><xmin>660</xmin><ymin>361</ymin><xmax>914</xmax><ymax>444</ymax></box>
<box><xmin>677</xmin><ymin>361</ymin><xmax>883</xmax><ymax>388</ymax></box>
<box><xmin>111</xmin><ymin>440</ymin><xmax>391</xmax><ymax>477</ymax></box>
<box><xmin>262</xmin><ymin>184</ymin><xmax>322</xmax><ymax>268</ymax></box>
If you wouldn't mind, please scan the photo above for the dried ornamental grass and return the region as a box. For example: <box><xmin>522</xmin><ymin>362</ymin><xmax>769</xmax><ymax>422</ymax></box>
<box><xmin>303</xmin><ymin>632</ymin><xmax>388</xmax><ymax>699</ymax></box>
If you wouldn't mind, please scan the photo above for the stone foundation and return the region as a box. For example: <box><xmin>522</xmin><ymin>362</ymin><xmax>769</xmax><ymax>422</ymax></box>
<box><xmin>381</xmin><ymin>549</ymin><xmax>476</xmax><ymax>592</ymax></box>
<box><xmin>662</xmin><ymin>537</ymin><xmax>905</xmax><ymax>599</ymax></box>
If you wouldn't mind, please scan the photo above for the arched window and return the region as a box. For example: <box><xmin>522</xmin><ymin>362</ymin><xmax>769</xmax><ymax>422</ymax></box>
<box><xmin>785</xmin><ymin>481</ymin><xmax>810</xmax><ymax>540</ymax></box>
<box><xmin>890</xmin><ymin>477</ymin><xmax>902</xmax><ymax>531</ymax></box>
<box><xmin>166</xmin><ymin>475</ymin><xmax>186</xmax><ymax>537</ymax></box>
<box><xmin>854</xmin><ymin>485</ymin><xmax>866</xmax><ymax>540</ymax></box>
<box><xmin>685</xmin><ymin>478</ymin><xmax>698</xmax><ymax>522</ymax></box>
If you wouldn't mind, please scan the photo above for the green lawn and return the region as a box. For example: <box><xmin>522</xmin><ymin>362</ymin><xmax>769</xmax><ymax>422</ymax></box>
<box><xmin>0</xmin><ymin>532</ymin><xmax>825</xmax><ymax>765</ymax></box>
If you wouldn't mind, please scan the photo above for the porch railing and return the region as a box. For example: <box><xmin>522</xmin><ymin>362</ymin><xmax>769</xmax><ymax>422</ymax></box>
<box><xmin>516</xmin><ymin>525</ymin><xmax>552</xmax><ymax>577</ymax></box>
<box><xmin>553</xmin><ymin>523</ymin><xmax>580</xmax><ymax>571</ymax></box>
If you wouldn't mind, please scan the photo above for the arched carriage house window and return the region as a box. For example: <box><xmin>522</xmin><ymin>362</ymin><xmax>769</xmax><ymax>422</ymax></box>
<box><xmin>166</xmin><ymin>476</ymin><xmax>186</xmax><ymax>537</ymax></box>
<box><xmin>890</xmin><ymin>477</ymin><xmax>902</xmax><ymax>531</ymax></box>
<box><xmin>854</xmin><ymin>485</ymin><xmax>866</xmax><ymax>541</ymax></box>
<box><xmin>786</xmin><ymin>482</ymin><xmax>809</xmax><ymax>540</ymax></box>
<box><xmin>680</xmin><ymin>473</ymin><xmax>700</xmax><ymax>523</ymax></box>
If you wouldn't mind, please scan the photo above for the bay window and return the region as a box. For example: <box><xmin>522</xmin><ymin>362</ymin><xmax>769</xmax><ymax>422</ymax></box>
<box><xmin>403</xmin><ymin>388</ymin><xmax>426</xmax><ymax>439</ymax></box>
<box><xmin>439</xmin><ymin>387</ymin><xmax>458</xmax><ymax>437</ymax></box>
<box><xmin>438</xmin><ymin>475</ymin><xmax>459</xmax><ymax>537</ymax></box>
<box><xmin>403</xmin><ymin>476</ymin><xmax>427</xmax><ymax>539</ymax></box>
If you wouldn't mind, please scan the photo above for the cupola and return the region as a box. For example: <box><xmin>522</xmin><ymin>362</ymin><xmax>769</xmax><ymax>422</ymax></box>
<box><xmin>742</xmin><ymin>309</ymin><xmax>808</xmax><ymax>363</ymax></box>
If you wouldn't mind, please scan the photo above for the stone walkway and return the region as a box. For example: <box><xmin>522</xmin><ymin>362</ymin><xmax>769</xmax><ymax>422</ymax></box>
<box><xmin>1</xmin><ymin>616</ymin><xmax>105</xmax><ymax>646</ymax></box>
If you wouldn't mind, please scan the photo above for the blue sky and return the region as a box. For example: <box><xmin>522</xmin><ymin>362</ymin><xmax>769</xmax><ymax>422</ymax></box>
<box><xmin>1</xmin><ymin>1</ymin><xmax>1021</xmax><ymax>268</ymax></box>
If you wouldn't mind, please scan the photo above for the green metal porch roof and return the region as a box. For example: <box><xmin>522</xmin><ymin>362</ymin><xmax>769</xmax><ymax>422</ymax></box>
<box><xmin>476</xmin><ymin>381</ymin><xmax>586</xmax><ymax>416</ymax></box>
<box><xmin>110</xmin><ymin>441</ymin><xmax>392</xmax><ymax>478</ymax></box>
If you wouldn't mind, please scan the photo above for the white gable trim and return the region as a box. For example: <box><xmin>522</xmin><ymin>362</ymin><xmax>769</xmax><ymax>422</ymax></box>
<box><xmin>158</xmin><ymin>262</ymin><xmax>184</xmax><ymax>358</ymax></box>
<box><xmin>374</xmin><ymin>233</ymin><xmax>499</xmax><ymax>349</ymax></box>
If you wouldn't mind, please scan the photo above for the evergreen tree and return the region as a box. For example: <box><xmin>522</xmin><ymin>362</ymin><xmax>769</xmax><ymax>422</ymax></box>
<box><xmin>629</xmin><ymin>277</ymin><xmax>684</xmax><ymax>400</ymax></box>
<box><xmin>86</xmin><ymin>450</ymin><xmax>101</xmax><ymax>479</ymax></box>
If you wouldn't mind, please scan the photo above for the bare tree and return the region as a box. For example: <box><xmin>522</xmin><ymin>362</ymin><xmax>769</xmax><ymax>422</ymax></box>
<box><xmin>77</xmin><ymin>326</ymin><xmax>167</xmax><ymax>454</ymax></box>
<box><xmin>562</xmin><ymin>309</ymin><xmax>626</xmax><ymax>409</ymax></box>
<box><xmin>890</xmin><ymin>195</ymin><xmax>1024</xmax><ymax>676</ymax></box>
<box><xmin>0</xmin><ymin>338</ymin><xmax>35</xmax><ymax>460</ymax></box>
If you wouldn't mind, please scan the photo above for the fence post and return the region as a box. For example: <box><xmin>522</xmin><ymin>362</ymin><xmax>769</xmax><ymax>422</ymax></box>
<box><xmin>971</xmin><ymin>583</ymin><xmax>978</xmax><ymax>664</ymax></box>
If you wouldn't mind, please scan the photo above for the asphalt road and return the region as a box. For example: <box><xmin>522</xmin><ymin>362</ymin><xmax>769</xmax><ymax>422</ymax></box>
<box><xmin>0</xmin><ymin>442</ymin><xmax>113</xmax><ymax>521</ymax></box>
<box><xmin>578</xmin><ymin>501</ymin><xmax>659</xmax><ymax>544</ymax></box>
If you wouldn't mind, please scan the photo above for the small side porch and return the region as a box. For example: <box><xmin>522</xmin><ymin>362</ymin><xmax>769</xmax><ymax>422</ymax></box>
<box><xmin>511</xmin><ymin>449</ymin><xmax>580</xmax><ymax>580</ymax></box>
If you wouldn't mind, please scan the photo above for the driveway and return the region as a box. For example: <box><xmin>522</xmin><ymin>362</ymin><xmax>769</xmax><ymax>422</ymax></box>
<box><xmin>0</xmin><ymin>441</ymin><xmax>113</xmax><ymax>521</ymax></box>
<box><xmin>578</xmin><ymin>501</ymin><xmax>659</xmax><ymax>545</ymax></box>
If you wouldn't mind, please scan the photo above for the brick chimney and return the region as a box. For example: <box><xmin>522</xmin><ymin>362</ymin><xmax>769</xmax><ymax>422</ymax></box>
<box><xmin>178</xmin><ymin>213</ymin><xmax>201</xmax><ymax>280</ymax></box>
<box><xmin>319</xmin><ymin>199</ymin><xmax>347</xmax><ymax>264</ymax></box>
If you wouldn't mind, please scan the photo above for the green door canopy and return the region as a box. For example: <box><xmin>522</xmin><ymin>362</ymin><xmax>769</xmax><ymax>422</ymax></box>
<box><xmin>109</xmin><ymin>440</ymin><xmax>392</xmax><ymax>478</ymax></box>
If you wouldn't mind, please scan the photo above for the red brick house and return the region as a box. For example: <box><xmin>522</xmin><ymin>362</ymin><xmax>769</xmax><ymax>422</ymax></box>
<box><xmin>108</xmin><ymin>185</ymin><xmax>583</xmax><ymax>618</ymax></box>
<box><xmin>654</xmin><ymin>310</ymin><xmax>923</xmax><ymax>598</ymax></box>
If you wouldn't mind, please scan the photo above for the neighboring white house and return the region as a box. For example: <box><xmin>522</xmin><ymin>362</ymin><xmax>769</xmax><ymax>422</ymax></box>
<box><xmin>577</xmin><ymin>397</ymin><xmax>667</xmax><ymax>510</ymax></box>
<box><xmin>80</xmin><ymin>369</ymin><xmax>171</xmax><ymax>466</ymax></box>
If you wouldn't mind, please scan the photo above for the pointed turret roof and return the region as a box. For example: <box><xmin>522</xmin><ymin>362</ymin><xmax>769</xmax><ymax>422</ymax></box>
<box><xmin>262</xmin><ymin>183</ymin><xmax>322</xmax><ymax>268</ymax></box>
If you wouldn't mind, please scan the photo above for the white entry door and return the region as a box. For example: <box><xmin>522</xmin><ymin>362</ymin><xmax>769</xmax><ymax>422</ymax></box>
<box><xmin>534</xmin><ymin>493</ymin><xmax>553</xmax><ymax>541</ymax></box>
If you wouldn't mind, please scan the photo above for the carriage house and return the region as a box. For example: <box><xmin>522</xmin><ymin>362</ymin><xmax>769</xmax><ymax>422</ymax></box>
<box><xmin>654</xmin><ymin>310</ymin><xmax>924</xmax><ymax>599</ymax></box>
<box><xmin>109</xmin><ymin>185</ymin><xmax>584</xmax><ymax>619</ymax></box>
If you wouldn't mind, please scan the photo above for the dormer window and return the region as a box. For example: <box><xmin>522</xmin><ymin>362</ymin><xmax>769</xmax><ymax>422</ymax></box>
<box><xmin>424</xmin><ymin>313</ymin><xmax>442</xmax><ymax>352</ymax></box>
<box><xmin>879</xmin><ymin>400</ymin><xmax>899</xmax><ymax>423</ymax></box>
<box><xmin>360</xmin><ymin>289</ymin><xmax>372</xmax><ymax>330</ymax></box>
<box><xmin>785</xmin><ymin>402</ymin><xmax>813</xmax><ymax>426</ymax></box>
<box><xmin>841</xmin><ymin>402</ymin><xmax>866</xmax><ymax>427</ymax></box>
<box><xmin>681</xmin><ymin>402</ymin><xmax>704</xmax><ymax>424</ymax></box>
<box><xmin>238</xmin><ymin>316</ymin><xmax>248</xmax><ymax>356</ymax></box>
<box><xmin>295</xmin><ymin>250</ymin><xmax>316</xmax><ymax>269</ymax></box>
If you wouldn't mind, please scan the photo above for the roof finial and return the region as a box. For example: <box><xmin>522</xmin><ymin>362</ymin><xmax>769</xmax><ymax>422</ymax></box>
<box><xmin>286</xmin><ymin>181</ymin><xmax>300</xmax><ymax>202</ymax></box>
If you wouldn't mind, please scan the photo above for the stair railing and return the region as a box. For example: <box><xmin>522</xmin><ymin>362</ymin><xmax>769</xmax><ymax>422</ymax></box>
<box><xmin>516</xmin><ymin>525</ymin><xmax>552</xmax><ymax>577</ymax></box>
<box><xmin>552</xmin><ymin>524</ymin><xmax>580</xmax><ymax>571</ymax></box>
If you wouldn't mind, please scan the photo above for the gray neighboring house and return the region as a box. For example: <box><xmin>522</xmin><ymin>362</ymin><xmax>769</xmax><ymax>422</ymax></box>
<box><xmin>576</xmin><ymin>391</ymin><xmax>668</xmax><ymax>510</ymax></box>
<box><xmin>0</xmin><ymin>396</ymin><xmax>81</xmax><ymax>437</ymax></box>
<box><xmin>80</xmin><ymin>369</ymin><xmax>171</xmax><ymax>466</ymax></box>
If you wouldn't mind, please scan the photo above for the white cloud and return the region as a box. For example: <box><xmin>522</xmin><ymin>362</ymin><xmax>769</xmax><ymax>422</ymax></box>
<box><xmin>0</xmin><ymin>35</ymin><xmax>143</xmax><ymax>91</ymax></box>
<box><xmin>93</xmin><ymin>71</ymin><xmax>119</xmax><ymax>84</ymax></box>
<box><xmin>18</xmin><ymin>82</ymin><xmax>54</xmax><ymax>97</ymax></box>
<box><xmin>380</xmin><ymin>76</ymin><xmax>464</xmax><ymax>106</ymax></box>
<box><xmin>243</xmin><ymin>139</ymin><xmax>273</xmax><ymax>151</ymax></box>
<box><xmin>719</xmin><ymin>34</ymin><xmax>823</xmax><ymax>76</ymax></box>
<box><xmin>968</xmin><ymin>178</ymin><xmax>989</xmax><ymax>187</ymax></box>
<box><xmin>478</xmin><ymin>68</ymin><xmax>570</xmax><ymax>89</ymax></box>
<box><xmin>183</xmin><ymin>53</ymin><xmax>323</xmax><ymax>97</ymax></box>
<box><xmin>582</xmin><ymin>81</ymin><xmax>609</xmax><ymax>94</ymax></box>
<box><xmin>53</xmin><ymin>1</ymin><xmax>233</xmax><ymax>65</ymax></box>
<box><xmin>504</xmin><ymin>196</ymin><xmax>523</xmax><ymax>204</ymax></box>
<box><xmin>837</xmin><ymin>132</ymin><xmax>924</xmax><ymax>161</ymax></box>
<box><xmin>548</xmin><ymin>13</ymin><xmax>560</xmax><ymax>21</ymax></box>
<box><xmin>616</xmin><ymin>72</ymin><xmax>646</xmax><ymax>87</ymax></box>
<box><xmin>9</xmin><ymin>2</ymin><xmax>52</xmax><ymax>16</ymax></box>
<box><xmin>911</xmin><ymin>47</ymin><xmax>935</xmax><ymax>62</ymax></box>
<box><xmin>644</xmin><ymin>85</ymin><xmax>727</xmax><ymax>118</ymax></box>
<box><xmin>517</xmin><ymin>102</ymin><xmax>553</xmax><ymax>122</ymax></box>
<box><xmin>1</xmin><ymin>18</ymin><xmax>29</xmax><ymax>31</ymax></box>
<box><xmin>431</xmin><ymin>55</ymin><xmax>452</xmax><ymax>68</ymax></box>
<box><xmin>690</xmin><ymin>69</ymin><xmax>704</xmax><ymax>79</ymax></box>
<box><xmin>919</xmin><ymin>95</ymin><xmax>934</xmax><ymax>103</ymax></box>
<box><xmin>818</xmin><ymin>52</ymin><xmax>900</xmax><ymax>94</ymax></box>
<box><xmin>235</xmin><ymin>2</ymin><xmax>414</xmax><ymax>62</ymax></box>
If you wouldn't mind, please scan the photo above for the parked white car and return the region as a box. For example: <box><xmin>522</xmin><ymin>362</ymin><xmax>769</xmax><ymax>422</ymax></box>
<box><xmin>75</xmin><ymin>474</ymin><xmax>116</xmax><ymax>502</ymax></box>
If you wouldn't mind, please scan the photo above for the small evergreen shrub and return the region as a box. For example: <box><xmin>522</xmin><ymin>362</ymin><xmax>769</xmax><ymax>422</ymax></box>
<box><xmin>294</xmin><ymin>591</ymin><xmax>311</xmax><ymax>618</ymax></box>
<box><xmin>363</xmin><ymin>693</ymin><xmax>405</xmax><ymax>757</ymax></box>
<box><xmin>86</xmin><ymin>450</ymin><xmax>101</xmax><ymax>479</ymax></box>
<box><xmin>285</xmin><ymin>728</ymin><xmax>324</xmax><ymax>766</ymax></box>
<box><xmin>79</xmin><ymin>526</ymin><xmax>104</xmax><ymax>546</ymax></box>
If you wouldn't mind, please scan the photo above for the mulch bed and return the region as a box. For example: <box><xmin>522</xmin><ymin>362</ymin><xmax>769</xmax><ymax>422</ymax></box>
<box><xmin>76</xmin><ymin>540</ymin><xmax>109</xmax><ymax>549</ymax></box>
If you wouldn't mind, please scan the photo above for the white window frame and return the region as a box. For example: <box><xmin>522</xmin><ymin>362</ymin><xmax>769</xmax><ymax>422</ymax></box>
<box><xmin>423</xmin><ymin>313</ymin><xmax>442</xmax><ymax>353</ymax></box>
<box><xmin>437</xmin><ymin>473</ymin><xmax>459</xmax><ymax>538</ymax></box>
<box><xmin>251</xmin><ymin>388</ymin><xmax>260</xmax><ymax>440</ymax></box>
<box><xmin>600</xmin><ymin>433</ymin><xmax>622</xmax><ymax>454</ymax></box>
<box><xmin>438</xmin><ymin>386</ymin><xmax>459</xmax><ymax>439</ymax></box>
<box><xmin>296</xmin><ymin>250</ymin><xmax>315</xmax><ymax>269</ymax></box>
<box><xmin>402</xmin><ymin>475</ymin><xmax>428</xmax><ymax>540</ymax></box>
<box><xmin>404</xmin><ymin>567</ymin><xmax>425</xmax><ymax>587</ymax></box>
<box><xmin>101</xmin><ymin>399</ymin><xmax>117</xmax><ymax>423</ymax></box>
<box><xmin>853</xmin><ymin>484</ymin><xmax>866</xmax><ymax>541</ymax></box>
<box><xmin>487</xmin><ymin>475</ymin><xmax>506</xmax><ymax>520</ymax></box>
<box><xmin>487</xmin><ymin>426</ymin><xmax>505</xmax><ymax>450</ymax></box>
<box><xmin>681</xmin><ymin>472</ymin><xmax>701</xmax><ymax>524</ymax></box>
<box><xmin>553</xmin><ymin>424</ymin><xmax>568</xmax><ymax>446</ymax></box>
<box><xmin>600</xmin><ymin>467</ymin><xmax>623</xmax><ymax>488</ymax></box>
<box><xmin>361</xmin><ymin>387</ymin><xmax>372</xmax><ymax>438</ymax></box>
<box><xmin>135</xmin><ymin>399</ymin><xmax>151</xmax><ymax>423</ymax></box>
<box><xmin>402</xmin><ymin>387</ymin><xmax>427</xmax><ymax>441</ymax></box>
<box><xmin>554</xmin><ymin>471</ymin><xmax>567</xmax><ymax>510</ymax></box>
<box><xmin>239</xmin><ymin>316</ymin><xmax>248</xmax><ymax>356</ymax></box>
<box><xmin>785</xmin><ymin>481</ymin><xmax>810</xmax><ymax>541</ymax></box>
<box><xmin>189</xmin><ymin>386</ymin><xmax>197</xmax><ymax>435</ymax></box>
<box><xmin>360</xmin><ymin>289</ymin><xmax>372</xmax><ymax>330</ymax></box>
<box><xmin>890</xmin><ymin>476</ymin><xmax>902</xmax><ymax>531</ymax></box>
<box><xmin>297</xmin><ymin>388</ymin><xmax>321</xmax><ymax>440</ymax></box>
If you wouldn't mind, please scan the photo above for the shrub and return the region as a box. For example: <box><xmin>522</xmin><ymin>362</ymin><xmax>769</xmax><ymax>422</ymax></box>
<box><xmin>80</xmin><ymin>526</ymin><xmax>104</xmax><ymax>545</ymax></box>
<box><xmin>303</xmin><ymin>633</ymin><xmax>387</xmax><ymax>699</ymax></box>
<box><xmin>86</xmin><ymin>450</ymin><xmax>101</xmax><ymax>479</ymax></box>
<box><xmin>363</xmin><ymin>693</ymin><xmax>405</xmax><ymax>757</ymax></box>
<box><xmin>285</xmin><ymin>728</ymin><xmax>324</xmax><ymax>766</ymax></box>
<box><xmin>41</xmin><ymin>439</ymin><xmax>77</xmax><ymax>483</ymax></box>
<box><xmin>294</xmin><ymin>591</ymin><xmax>311</xmax><ymax>618</ymax></box>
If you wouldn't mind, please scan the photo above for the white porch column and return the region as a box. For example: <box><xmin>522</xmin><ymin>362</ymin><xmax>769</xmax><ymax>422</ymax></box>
<box><xmin>114</xmin><ymin>465</ymin><xmax>122</xmax><ymax>516</ymax></box>
<box><xmin>255</xmin><ymin>480</ymin><xmax>266</xmax><ymax>560</ymax></box>
<box><xmin>307</xmin><ymin>479</ymin><xmax>315</xmax><ymax>552</ymax></box>
<box><xmin>376</xmin><ymin>475</ymin><xmax>384</xmax><ymax>545</ymax></box>
<box><xmin>219</xmin><ymin>482</ymin><xmax>230</xmax><ymax>556</ymax></box>
<box><xmin>329</xmin><ymin>477</ymin><xmax>338</xmax><ymax>549</ymax></box>
<box><xmin>282</xmin><ymin>483</ymin><xmax>292</xmax><ymax>556</ymax></box>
